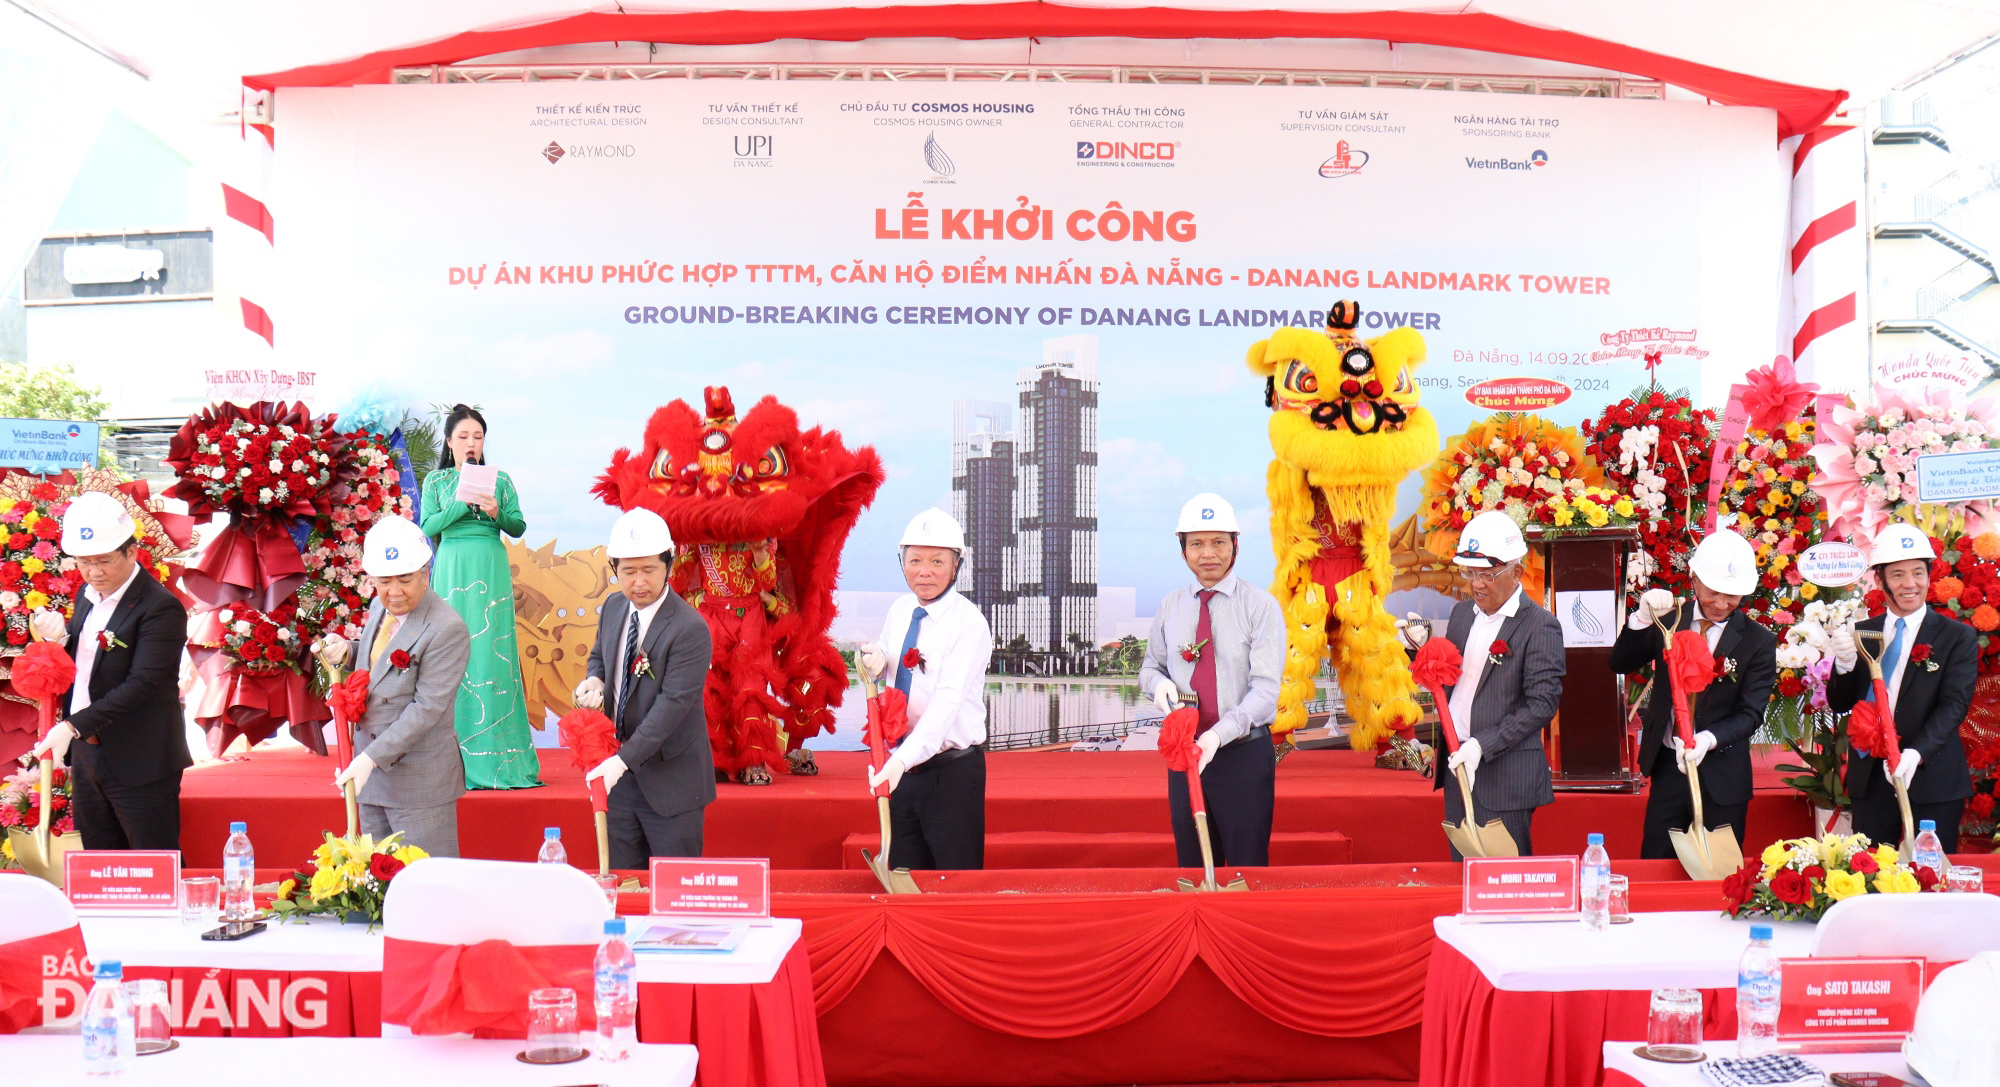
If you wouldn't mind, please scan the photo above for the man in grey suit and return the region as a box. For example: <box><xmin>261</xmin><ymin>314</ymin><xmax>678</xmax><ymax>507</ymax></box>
<box><xmin>574</xmin><ymin>508</ymin><xmax>715</xmax><ymax>865</ymax></box>
<box><xmin>1434</xmin><ymin>510</ymin><xmax>1564</xmax><ymax>857</ymax></box>
<box><xmin>318</xmin><ymin>515</ymin><xmax>472</xmax><ymax>857</ymax></box>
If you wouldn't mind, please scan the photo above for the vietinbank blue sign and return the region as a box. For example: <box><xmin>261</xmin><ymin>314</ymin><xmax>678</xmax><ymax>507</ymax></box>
<box><xmin>0</xmin><ymin>418</ymin><xmax>101</xmax><ymax>474</ymax></box>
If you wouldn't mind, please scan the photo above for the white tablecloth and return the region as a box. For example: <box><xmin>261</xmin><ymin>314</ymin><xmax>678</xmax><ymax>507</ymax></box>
<box><xmin>78</xmin><ymin>914</ymin><xmax>802</xmax><ymax>985</ymax></box>
<box><xmin>1434</xmin><ymin>911</ymin><xmax>1817</xmax><ymax>992</ymax></box>
<box><xmin>1602</xmin><ymin>1041</ymin><xmax>1911</xmax><ymax>1086</ymax></box>
<box><xmin>6</xmin><ymin>1036</ymin><xmax>698</xmax><ymax>1087</ymax></box>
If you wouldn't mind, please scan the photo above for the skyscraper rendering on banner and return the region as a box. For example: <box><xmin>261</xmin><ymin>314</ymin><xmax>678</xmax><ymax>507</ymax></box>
<box><xmin>950</xmin><ymin>335</ymin><xmax>1100</xmax><ymax>673</ymax></box>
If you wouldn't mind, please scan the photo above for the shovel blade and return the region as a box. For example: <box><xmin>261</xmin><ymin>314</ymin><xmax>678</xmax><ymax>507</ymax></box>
<box><xmin>886</xmin><ymin>867</ymin><xmax>922</xmax><ymax>895</ymax></box>
<box><xmin>1668</xmin><ymin>824</ymin><xmax>1728</xmax><ymax>881</ymax></box>
<box><xmin>6</xmin><ymin>827</ymin><xmax>80</xmax><ymax>888</ymax></box>
<box><xmin>859</xmin><ymin>848</ymin><xmax>899</xmax><ymax>894</ymax></box>
<box><xmin>1703</xmin><ymin>824</ymin><xmax>1745</xmax><ymax>874</ymax></box>
<box><xmin>1473</xmin><ymin>819</ymin><xmax>1520</xmax><ymax>858</ymax></box>
<box><xmin>1443</xmin><ymin>819</ymin><xmax>1488</xmax><ymax>859</ymax></box>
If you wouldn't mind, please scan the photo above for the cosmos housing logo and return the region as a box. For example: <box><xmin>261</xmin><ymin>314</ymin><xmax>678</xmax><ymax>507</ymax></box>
<box><xmin>1465</xmin><ymin>148</ymin><xmax>1550</xmax><ymax>171</ymax></box>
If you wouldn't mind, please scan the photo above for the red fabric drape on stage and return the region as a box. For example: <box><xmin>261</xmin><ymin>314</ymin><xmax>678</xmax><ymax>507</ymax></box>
<box><xmin>380</xmin><ymin>937</ymin><xmax>598</xmax><ymax>1036</ymax></box>
<box><xmin>1418</xmin><ymin>940</ymin><xmax>1738</xmax><ymax>1087</ymax></box>
<box><xmin>0</xmin><ymin>924</ymin><xmax>89</xmax><ymax>1033</ymax></box>
<box><xmin>638</xmin><ymin>941</ymin><xmax>828</xmax><ymax>1087</ymax></box>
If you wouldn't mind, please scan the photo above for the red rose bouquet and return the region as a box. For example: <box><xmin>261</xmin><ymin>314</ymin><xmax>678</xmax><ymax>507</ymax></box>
<box><xmin>1580</xmin><ymin>387</ymin><xmax>1717</xmax><ymax>603</ymax></box>
<box><xmin>216</xmin><ymin>604</ymin><xmax>306</xmax><ymax>673</ymax></box>
<box><xmin>166</xmin><ymin>402</ymin><xmax>338</xmax><ymax>520</ymax></box>
<box><xmin>0</xmin><ymin>760</ymin><xmax>73</xmax><ymax>837</ymax></box>
<box><xmin>271</xmin><ymin>830</ymin><xmax>428</xmax><ymax>928</ymax></box>
<box><xmin>1726</xmin><ymin>832</ymin><xmax>1939</xmax><ymax>922</ymax></box>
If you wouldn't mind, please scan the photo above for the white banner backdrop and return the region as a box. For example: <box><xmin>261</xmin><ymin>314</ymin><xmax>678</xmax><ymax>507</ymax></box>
<box><xmin>269</xmin><ymin>79</ymin><xmax>1783</xmax><ymax>610</ymax></box>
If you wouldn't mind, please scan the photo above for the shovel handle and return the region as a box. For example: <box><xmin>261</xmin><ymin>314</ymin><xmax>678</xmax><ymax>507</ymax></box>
<box><xmin>876</xmin><ymin>795</ymin><xmax>894</xmax><ymax>872</ymax></box>
<box><xmin>1192</xmin><ymin>809</ymin><xmax>1220</xmax><ymax>891</ymax></box>
<box><xmin>36</xmin><ymin>758</ymin><xmax>53</xmax><ymax>856</ymax></box>
<box><xmin>342</xmin><ymin>780</ymin><xmax>359</xmax><ymax>839</ymax></box>
<box><xmin>595</xmin><ymin>810</ymin><xmax>611</xmax><ymax>878</ymax></box>
<box><xmin>1893</xmin><ymin>776</ymin><xmax>1919</xmax><ymax>859</ymax></box>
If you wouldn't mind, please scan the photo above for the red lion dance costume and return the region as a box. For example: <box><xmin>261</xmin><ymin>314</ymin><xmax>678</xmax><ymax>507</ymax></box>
<box><xmin>595</xmin><ymin>387</ymin><xmax>883</xmax><ymax>784</ymax></box>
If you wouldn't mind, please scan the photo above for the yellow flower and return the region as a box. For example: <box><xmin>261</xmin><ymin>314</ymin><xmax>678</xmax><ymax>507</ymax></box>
<box><xmin>20</xmin><ymin>558</ymin><xmax>43</xmax><ymax>576</ymax></box>
<box><xmin>313</xmin><ymin>841</ymin><xmax>338</xmax><ymax>870</ymax></box>
<box><xmin>1614</xmin><ymin>498</ymin><xmax>1635</xmax><ymax>518</ymax></box>
<box><xmin>0</xmin><ymin>499</ymin><xmax>13</xmax><ymax>514</ymax></box>
<box><xmin>1585</xmin><ymin>507</ymin><xmax>1609</xmax><ymax>527</ymax></box>
<box><xmin>20</xmin><ymin>511</ymin><xmax>38</xmax><ymax>528</ymax></box>
<box><xmin>394</xmin><ymin>845</ymin><xmax>429</xmax><ymax>864</ymax></box>
<box><xmin>1873</xmin><ymin>845</ymin><xmax>1900</xmax><ymax>871</ymax></box>
<box><xmin>308</xmin><ymin>864</ymin><xmax>343</xmax><ymax>901</ymax></box>
<box><xmin>1790</xmin><ymin>481</ymin><xmax>1805</xmax><ymax>495</ymax></box>
<box><xmin>2</xmin><ymin>838</ymin><xmax>13</xmax><ymax>863</ymax></box>
<box><xmin>1761</xmin><ymin>467</ymin><xmax>1778</xmax><ymax>484</ymax></box>
<box><xmin>341</xmin><ymin>858</ymin><xmax>367</xmax><ymax>885</ymax></box>
<box><xmin>277</xmin><ymin>879</ymin><xmax>296</xmax><ymax>900</ymax></box>
<box><xmin>1801</xmin><ymin>583</ymin><xmax>1819</xmax><ymax>600</ymax></box>
<box><xmin>1553</xmin><ymin>507</ymin><xmax>1575</xmax><ymax>527</ymax></box>
<box><xmin>1876</xmin><ymin>867</ymin><xmax>1922</xmax><ymax>894</ymax></box>
<box><xmin>22</xmin><ymin>590</ymin><xmax>47</xmax><ymax>610</ymax></box>
<box><xmin>1761</xmin><ymin>841</ymin><xmax>1794</xmax><ymax>879</ymax></box>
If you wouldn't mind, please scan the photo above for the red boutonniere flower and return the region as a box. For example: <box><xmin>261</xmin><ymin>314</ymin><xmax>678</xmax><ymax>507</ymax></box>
<box><xmin>630</xmin><ymin>651</ymin><xmax>654</xmax><ymax>679</ymax></box>
<box><xmin>389</xmin><ymin>649</ymin><xmax>411</xmax><ymax>671</ymax></box>
<box><xmin>1718</xmin><ymin>656</ymin><xmax>1739</xmax><ymax>680</ymax></box>
<box><xmin>1909</xmin><ymin>644</ymin><xmax>1937</xmax><ymax>672</ymax></box>
<box><xmin>902</xmin><ymin>646</ymin><xmax>926</xmax><ymax>673</ymax></box>
<box><xmin>1487</xmin><ymin>639</ymin><xmax>1511</xmax><ymax>667</ymax></box>
<box><xmin>1177</xmin><ymin>638</ymin><xmax>1209</xmax><ymax>663</ymax></box>
<box><xmin>97</xmin><ymin>630</ymin><xmax>127</xmax><ymax>652</ymax></box>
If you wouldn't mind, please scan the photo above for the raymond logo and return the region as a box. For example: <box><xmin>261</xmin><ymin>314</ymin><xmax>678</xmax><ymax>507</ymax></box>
<box><xmin>541</xmin><ymin>141</ymin><xmax>565</xmax><ymax>164</ymax></box>
<box><xmin>1465</xmin><ymin>377</ymin><xmax>1571</xmax><ymax>410</ymax></box>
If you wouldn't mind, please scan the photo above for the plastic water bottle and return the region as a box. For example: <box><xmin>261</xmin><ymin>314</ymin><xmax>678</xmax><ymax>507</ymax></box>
<box><xmin>537</xmin><ymin>827</ymin><xmax>568</xmax><ymax>866</ymax></box>
<box><xmin>82</xmin><ymin>960</ymin><xmax>133</xmax><ymax>1078</ymax></box>
<box><xmin>222</xmin><ymin>821</ymin><xmax>255</xmax><ymax>921</ymax></box>
<box><xmin>595</xmin><ymin>917</ymin><xmax>637</xmax><ymax>1062</ymax></box>
<box><xmin>1913</xmin><ymin>819</ymin><xmax>1945</xmax><ymax>881</ymax></box>
<box><xmin>1737</xmin><ymin>923</ymin><xmax>1782</xmax><ymax>1057</ymax></box>
<box><xmin>1581</xmin><ymin>833</ymin><xmax>1611</xmax><ymax>931</ymax></box>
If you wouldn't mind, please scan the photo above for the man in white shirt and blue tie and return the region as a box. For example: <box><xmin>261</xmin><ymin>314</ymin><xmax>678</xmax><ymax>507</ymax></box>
<box><xmin>1828</xmin><ymin>523</ymin><xmax>1977</xmax><ymax>852</ymax></box>
<box><xmin>860</xmin><ymin>509</ymin><xmax>994</xmax><ymax>870</ymax></box>
<box><xmin>1139</xmin><ymin>493</ymin><xmax>1285</xmax><ymax>867</ymax></box>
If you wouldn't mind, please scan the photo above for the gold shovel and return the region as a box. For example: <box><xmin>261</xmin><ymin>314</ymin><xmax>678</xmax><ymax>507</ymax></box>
<box><xmin>6</xmin><ymin>755</ymin><xmax>81</xmax><ymax>886</ymax></box>
<box><xmin>1408</xmin><ymin>642</ymin><xmax>1518</xmax><ymax>859</ymax></box>
<box><xmin>1163</xmin><ymin>699</ymin><xmax>1248</xmax><ymax>892</ymax></box>
<box><xmin>856</xmin><ymin>668</ymin><xmax>920</xmax><ymax>895</ymax></box>
<box><xmin>1854</xmin><ymin>630</ymin><xmax>1921</xmax><ymax>861</ymax></box>
<box><xmin>1656</xmin><ymin>620</ymin><xmax>1745</xmax><ymax>880</ymax></box>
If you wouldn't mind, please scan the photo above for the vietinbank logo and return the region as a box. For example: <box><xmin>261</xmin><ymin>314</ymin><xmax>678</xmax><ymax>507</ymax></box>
<box><xmin>1076</xmin><ymin>141</ymin><xmax>1178</xmax><ymax>167</ymax></box>
<box><xmin>1465</xmin><ymin>148</ymin><xmax>1550</xmax><ymax>171</ymax></box>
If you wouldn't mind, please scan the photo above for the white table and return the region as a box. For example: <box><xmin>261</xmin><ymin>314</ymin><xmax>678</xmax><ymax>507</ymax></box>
<box><xmin>1434</xmin><ymin>911</ymin><xmax>1816</xmax><ymax>992</ymax></box>
<box><xmin>1602</xmin><ymin>1041</ymin><xmax>1911</xmax><ymax>1085</ymax></box>
<box><xmin>4</xmin><ymin>1036</ymin><xmax>698</xmax><ymax>1087</ymax></box>
<box><xmin>78</xmin><ymin>914</ymin><xmax>801</xmax><ymax>985</ymax></box>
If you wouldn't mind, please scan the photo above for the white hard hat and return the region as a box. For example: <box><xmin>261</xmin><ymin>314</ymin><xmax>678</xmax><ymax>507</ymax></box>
<box><xmin>607</xmin><ymin>507</ymin><xmax>674</xmax><ymax>559</ymax></box>
<box><xmin>1689</xmin><ymin>528</ymin><xmax>1758</xmax><ymax>595</ymax></box>
<box><xmin>899</xmin><ymin>508</ymin><xmax>965</xmax><ymax>552</ymax></box>
<box><xmin>1869</xmin><ymin>523</ymin><xmax>1937</xmax><ymax>568</ymax></box>
<box><xmin>1906</xmin><ymin>951</ymin><xmax>2000</xmax><ymax>1087</ymax></box>
<box><xmin>1175</xmin><ymin>493</ymin><xmax>1240</xmax><ymax>534</ymax></box>
<box><xmin>60</xmin><ymin>491</ymin><xmax>136</xmax><ymax>557</ymax></box>
<box><xmin>1454</xmin><ymin>510</ymin><xmax>1528</xmax><ymax>568</ymax></box>
<box><xmin>362</xmin><ymin>515</ymin><xmax>432</xmax><ymax>577</ymax></box>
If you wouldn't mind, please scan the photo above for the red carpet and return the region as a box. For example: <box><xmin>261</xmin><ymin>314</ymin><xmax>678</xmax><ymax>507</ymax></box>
<box><xmin>176</xmin><ymin>747</ymin><xmax>1815</xmax><ymax>869</ymax></box>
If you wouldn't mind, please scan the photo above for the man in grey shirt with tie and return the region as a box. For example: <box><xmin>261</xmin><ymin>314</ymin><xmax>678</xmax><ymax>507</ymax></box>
<box><xmin>1139</xmin><ymin>493</ymin><xmax>1285</xmax><ymax>867</ymax></box>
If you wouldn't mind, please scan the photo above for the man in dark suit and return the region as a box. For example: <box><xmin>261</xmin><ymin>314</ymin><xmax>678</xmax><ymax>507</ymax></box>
<box><xmin>1610</xmin><ymin>528</ymin><xmax>1777</xmax><ymax>858</ymax></box>
<box><xmin>575</xmin><ymin>508</ymin><xmax>715</xmax><ymax>865</ymax></box>
<box><xmin>32</xmin><ymin>491</ymin><xmax>190</xmax><ymax>851</ymax></box>
<box><xmin>1434</xmin><ymin>510</ymin><xmax>1565</xmax><ymax>857</ymax></box>
<box><xmin>1827</xmin><ymin>524</ymin><xmax>1976</xmax><ymax>852</ymax></box>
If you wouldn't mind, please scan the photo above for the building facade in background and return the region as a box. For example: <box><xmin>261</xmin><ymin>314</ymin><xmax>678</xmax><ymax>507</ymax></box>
<box><xmin>951</xmin><ymin>335</ymin><xmax>1100</xmax><ymax>674</ymax></box>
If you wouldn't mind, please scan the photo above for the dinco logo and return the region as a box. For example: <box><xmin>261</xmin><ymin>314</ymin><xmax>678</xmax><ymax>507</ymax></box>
<box><xmin>540</xmin><ymin>142</ymin><xmax>637</xmax><ymax>163</ymax></box>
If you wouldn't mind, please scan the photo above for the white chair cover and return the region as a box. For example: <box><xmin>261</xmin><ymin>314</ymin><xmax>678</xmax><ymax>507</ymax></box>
<box><xmin>1812</xmin><ymin>892</ymin><xmax>2000</xmax><ymax>962</ymax></box>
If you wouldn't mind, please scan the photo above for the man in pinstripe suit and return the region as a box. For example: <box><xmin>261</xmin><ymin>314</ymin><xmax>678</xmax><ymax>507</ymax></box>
<box><xmin>1434</xmin><ymin>510</ymin><xmax>1564</xmax><ymax>857</ymax></box>
<box><xmin>319</xmin><ymin>516</ymin><xmax>473</xmax><ymax>858</ymax></box>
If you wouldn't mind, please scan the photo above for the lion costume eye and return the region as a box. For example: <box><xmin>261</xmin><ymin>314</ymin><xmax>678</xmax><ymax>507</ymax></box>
<box><xmin>649</xmin><ymin>449</ymin><xmax>673</xmax><ymax>479</ymax></box>
<box><xmin>754</xmin><ymin>447</ymin><xmax>789</xmax><ymax>479</ymax></box>
<box><xmin>1282</xmin><ymin>360</ymin><xmax>1319</xmax><ymax>396</ymax></box>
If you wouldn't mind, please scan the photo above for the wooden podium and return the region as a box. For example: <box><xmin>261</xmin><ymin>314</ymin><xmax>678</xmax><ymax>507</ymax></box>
<box><xmin>1526</xmin><ymin>525</ymin><xmax>1644</xmax><ymax>792</ymax></box>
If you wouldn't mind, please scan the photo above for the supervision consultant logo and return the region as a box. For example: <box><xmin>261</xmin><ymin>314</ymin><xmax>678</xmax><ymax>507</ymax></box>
<box><xmin>1318</xmin><ymin>140</ymin><xmax>1370</xmax><ymax>178</ymax></box>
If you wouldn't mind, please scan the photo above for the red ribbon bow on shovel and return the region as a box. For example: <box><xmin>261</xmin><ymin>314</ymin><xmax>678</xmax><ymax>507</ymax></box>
<box><xmin>12</xmin><ymin>640</ymin><xmax>76</xmax><ymax>738</ymax></box>
<box><xmin>1665</xmin><ymin>629</ymin><xmax>1721</xmax><ymax>750</ymax></box>
<box><xmin>559</xmin><ymin>709</ymin><xmax>622</xmax><ymax>812</ymax></box>
<box><xmin>864</xmin><ymin>688</ymin><xmax>911</xmax><ymax>800</ymax></box>
<box><xmin>1158</xmin><ymin>707</ymin><xmax>1206</xmax><ymax>817</ymax></box>
<box><xmin>325</xmin><ymin>670</ymin><xmax>372</xmax><ymax>772</ymax></box>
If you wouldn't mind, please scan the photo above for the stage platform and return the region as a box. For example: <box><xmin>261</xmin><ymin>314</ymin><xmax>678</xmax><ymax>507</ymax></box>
<box><xmin>175</xmin><ymin>746</ymin><xmax>1817</xmax><ymax>869</ymax></box>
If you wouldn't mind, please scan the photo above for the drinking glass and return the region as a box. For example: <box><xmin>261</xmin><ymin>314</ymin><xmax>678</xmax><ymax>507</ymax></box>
<box><xmin>180</xmin><ymin>877</ymin><xmax>220</xmax><ymax>927</ymax></box>
<box><xmin>123</xmin><ymin>979</ymin><xmax>172</xmax><ymax>1054</ymax></box>
<box><xmin>1645</xmin><ymin>987</ymin><xmax>1704</xmax><ymax>1061</ymax></box>
<box><xmin>1946</xmin><ymin>865</ymin><xmax>1985</xmax><ymax>894</ymax></box>
<box><xmin>596</xmin><ymin>873</ymin><xmax>621</xmax><ymax>910</ymax></box>
<box><xmin>1608</xmin><ymin>875</ymin><xmax>1632</xmax><ymax>922</ymax></box>
<box><xmin>526</xmin><ymin>987</ymin><xmax>581</xmax><ymax>1062</ymax></box>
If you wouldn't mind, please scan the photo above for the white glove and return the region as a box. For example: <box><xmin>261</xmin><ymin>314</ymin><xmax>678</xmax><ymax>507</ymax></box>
<box><xmin>1396</xmin><ymin>612</ymin><xmax>1431</xmax><ymax>651</ymax></box>
<box><xmin>317</xmin><ymin>634</ymin><xmax>351</xmax><ymax>671</ymax></box>
<box><xmin>30</xmin><ymin>609</ymin><xmax>67</xmax><ymax>645</ymax></box>
<box><xmin>33</xmin><ymin>721</ymin><xmax>76</xmax><ymax>763</ymax></box>
<box><xmin>334</xmin><ymin>753</ymin><xmax>375</xmax><ymax>794</ymax></box>
<box><xmin>1671</xmin><ymin>730</ymin><xmax>1719</xmax><ymax>772</ymax></box>
<box><xmin>868</xmin><ymin>751</ymin><xmax>906</xmax><ymax>794</ymax></box>
<box><xmin>1195</xmin><ymin>731</ymin><xmax>1221</xmax><ymax>773</ymax></box>
<box><xmin>585</xmin><ymin>753</ymin><xmax>628</xmax><ymax>792</ymax></box>
<box><xmin>1447</xmin><ymin>737</ymin><xmax>1483</xmax><ymax>793</ymax></box>
<box><xmin>1630</xmin><ymin>588</ymin><xmax>1675</xmax><ymax>630</ymax></box>
<box><xmin>1829</xmin><ymin>624</ymin><xmax>1857</xmax><ymax>673</ymax></box>
<box><xmin>858</xmin><ymin>643</ymin><xmax>888</xmax><ymax>681</ymax></box>
<box><xmin>1888</xmin><ymin>748</ymin><xmax>1922</xmax><ymax>788</ymax></box>
<box><xmin>573</xmin><ymin>676</ymin><xmax>605</xmax><ymax>710</ymax></box>
<box><xmin>1153</xmin><ymin>679</ymin><xmax>1177</xmax><ymax>715</ymax></box>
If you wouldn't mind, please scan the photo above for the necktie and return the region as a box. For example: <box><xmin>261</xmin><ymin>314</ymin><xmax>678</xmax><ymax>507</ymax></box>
<box><xmin>894</xmin><ymin>606</ymin><xmax>928</xmax><ymax>696</ymax></box>
<box><xmin>370</xmin><ymin>615</ymin><xmax>401</xmax><ymax>669</ymax></box>
<box><xmin>618</xmin><ymin>611</ymin><xmax>640</xmax><ymax>725</ymax></box>
<box><xmin>1192</xmin><ymin>589</ymin><xmax>1220</xmax><ymax>734</ymax></box>
<box><xmin>1867</xmin><ymin>617</ymin><xmax>1908</xmax><ymax>703</ymax></box>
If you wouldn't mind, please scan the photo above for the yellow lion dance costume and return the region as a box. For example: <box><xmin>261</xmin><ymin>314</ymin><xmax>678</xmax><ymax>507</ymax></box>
<box><xmin>1247</xmin><ymin>300</ymin><xmax>1438</xmax><ymax>752</ymax></box>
